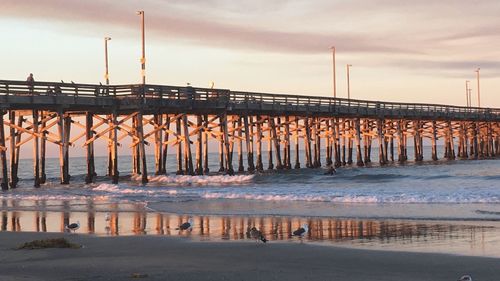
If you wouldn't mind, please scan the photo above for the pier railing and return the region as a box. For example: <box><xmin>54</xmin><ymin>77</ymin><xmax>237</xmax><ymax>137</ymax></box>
<box><xmin>0</xmin><ymin>80</ymin><xmax>499</xmax><ymax>120</ymax></box>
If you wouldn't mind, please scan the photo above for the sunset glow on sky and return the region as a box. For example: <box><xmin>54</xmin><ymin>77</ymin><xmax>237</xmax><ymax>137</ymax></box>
<box><xmin>2</xmin><ymin>0</ymin><xmax>499</xmax><ymax>108</ymax></box>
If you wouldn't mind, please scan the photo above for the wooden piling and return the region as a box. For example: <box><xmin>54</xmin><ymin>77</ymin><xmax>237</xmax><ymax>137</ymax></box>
<box><xmin>243</xmin><ymin>116</ymin><xmax>255</xmax><ymax>172</ymax></box>
<box><xmin>63</xmin><ymin>116</ymin><xmax>71</xmax><ymax>182</ymax></box>
<box><xmin>8</xmin><ymin>111</ymin><xmax>18</xmax><ymax>188</ymax></box>
<box><xmin>176</xmin><ymin>117</ymin><xmax>183</xmax><ymax>175</ymax></box>
<box><xmin>85</xmin><ymin>112</ymin><xmax>95</xmax><ymax>184</ymax></box>
<box><xmin>221</xmin><ymin>113</ymin><xmax>234</xmax><ymax>175</ymax></box>
<box><xmin>40</xmin><ymin>112</ymin><xmax>47</xmax><ymax>184</ymax></box>
<box><xmin>154</xmin><ymin>114</ymin><xmax>163</xmax><ymax>175</ymax></box>
<box><xmin>431</xmin><ymin>120</ymin><xmax>438</xmax><ymax>161</ymax></box>
<box><xmin>341</xmin><ymin>119</ymin><xmax>346</xmax><ymax>165</ymax></box>
<box><xmin>237</xmin><ymin>117</ymin><xmax>244</xmax><ymax>172</ymax></box>
<box><xmin>377</xmin><ymin>119</ymin><xmax>386</xmax><ymax>165</ymax></box>
<box><xmin>284</xmin><ymin>116</ymin><xmax>291</xmax><ymax>169</ymax></box>
<box><xmin>271</xmin><ymin>117</ymin><xmax>283</xmax><ymax>169</ymax></box>
<box><xmin>304</xmin><ymin>117</ymin><xmax>312</xmax><ymax>168</ymax></box>
<box><xmin>218</xmin><ymin>115</ymin><xmax>225</xmax><ymax>172</ymax></box>
<box><xmin>57</xmin><ymin>110</ymin><xmax>70</xmax><ymax>184</ymax></box>
<box><xmin>347</xmin><ymin>120</ymin><xmax>353</xmax><ymax>165</ymax></box>
<box><xmin>325</xmin><ymin>119</ymin><xmax>332</xmax><ymax>166</ymax></box>
<box><xmin>137</xmin><ymin>111</ymin><xmax>148</xmax><ymax>183</ymax></box>
<box><xmin>182</xmin><ymin>114</ymin><xmax>194</xmax><ymax>176</ymax></box>
<box><xmin>267</xmin><ymin>117</ymin><xmax>274</xmax><ymax>170</ymax></box>
<box><xmin>334</xmin><ymin>118</ymin><xmax>341</xmax><ymax>168</ymax></box>
<box><xmin>203</xmin><ymin>114</ymin><xmax>209</xmax><ymax>174</ymax></box>
<box><xmin>0</xmin><ymin>111</ymin><xmax>8</xmax><ymax>190</ymax></box>
<box><xmin>354</xmin><ymin>118</ymin><xmax>364</xmax><ymax>166</ymax></box>
<box><xmin>255</xmin><ymin>116</ymin><xmax>264</xmax><ymax>171</ymax></box>
<box><xmin>111</xmin><ymin>111</ymin><xmax>119</xmax><ymax>184</ymax></box>
<box><xmin>196</xmin><ymin>115</ymin><xmax>204</xmax><ymax>175</ymax></box>
<box><xmin>161</xmin><ymin>114</ymin><xmax>170</xmax><ymax>174</ymax></box>
<box><xmin>294</xmin><ymin>117</ymin><xmax>301</xmax><ymax>169</ymax></box>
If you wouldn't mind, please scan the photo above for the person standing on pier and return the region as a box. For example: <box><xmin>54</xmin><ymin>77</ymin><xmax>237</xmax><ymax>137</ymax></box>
<box><xmin>26</xmin><ymin>73</ymin><xmax>35</xmax><ymax>93</ymax></box>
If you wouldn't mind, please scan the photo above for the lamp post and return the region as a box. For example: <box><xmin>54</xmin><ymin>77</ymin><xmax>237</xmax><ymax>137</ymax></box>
<box><xmin>465</xmin><ymin>80</ymin><xmax>470</xmax><ymax>107</ymax></box>
<box><xmin>331</xmin><ymin>46</ymin><xmax>337</xmax><ymax>98</ymax></box>
<box><xmin>104</xmin><ymin>37</ymin><xmax>111</xmax><ymax>85</ymax></box>
<box><xmin>468</xmin><ymin>88</ymin><xmax>472</xmax><ymax>109</ymax></box>
<box><xmin>137</xmin><ymin>10</ymin><xmax>146</xmax><ymax>84</ymax></box>
<box><xmin>475</xmin><ymin>68</ymin><xmax>480</xmax><ymax>107</ymax></box>
<box><xmin>346</xmin><ymin>64</ymin><xmax>352</xmax><ymax>101</ymax></box>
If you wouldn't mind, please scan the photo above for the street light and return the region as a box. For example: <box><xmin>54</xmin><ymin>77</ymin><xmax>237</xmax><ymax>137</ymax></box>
<box><xmin>137</xmin><ymin>10</ymin><xmax>146</xmax><ymax>84</ymax></box>
<box><xmin>465</xmin><ymin>80</ymin><xmax>470</xmax><ymax>107</ymax></box>
<box><xmin>468</xmin><ymin>88</ymin><xmax>472</xmax><ymax>109</ymax></box>
<box><xmin>104</xmin><ymin>37</ymin><xmax>111</xmax><ymax>85</ymax></box>
<box><xmin>346</xmin><ymin>64</ymin><xmax>352</xmax><ymax>101</ymax></box>
<box><xmin>331</xmin><ymin>46</ymin><xmax>337</xmax><ymax>98</ymax></box>
<box><xmin>475</xmin><ymin>68</ymin><xmax>480</xmax><ymax>107</ymax></box>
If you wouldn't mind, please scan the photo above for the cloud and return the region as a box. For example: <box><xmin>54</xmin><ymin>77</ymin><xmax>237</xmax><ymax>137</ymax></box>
<box><xmin>0</xmin><ymin>0</ymin><xmax>419</xmax><ymax>54</ymax></box>
<box><xmin>2</xmin><ymin>0</ymin><xmax>500</xmax><ymax>74</ymax></box>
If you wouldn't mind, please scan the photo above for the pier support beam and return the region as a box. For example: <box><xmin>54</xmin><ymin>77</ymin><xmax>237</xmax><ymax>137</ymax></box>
<box><xmin>40</xmin><ymin>112</ymin><xmax>47</xmax><ymax>184</ymax></box>
<box><xmin>294</xmin><ymin>117</ymin><xmax>301</xmax><ymax>169</ymax></box>
<box><xmin>154</xmin><ymin>114</ymin><xmax>163</xmax><ymax>175</ymax></box>
<box><xmin>203</xmin><ymin>115</ymin><xmax>209</xmax><ymax>174</ymax></box>
<box><xmin>237</xmin><ymin>117</ymin><xmax>244</xmax><ymax>172</ymax></box>
<box><xmin>111</xmin><ymin>111</ymin><xmax>119</xmax><ymax>184</ymax></box>
<box><xmin>304</xmin><ymin>117</ymin><xmax>312</xmax><ymax>168</ymax></box>
<box><xmin>334</xmin><ymin>118</ymin><xmax>341</xmax><ymax>168</ymax></box>
<box><xmin>0</xmin><ymin>111</ymin><xmax>8</xmax><ymax>190</ymax></box>
<box><xmin>85</xmin><ymin>112</ymin><xmax>95</xmax><ymax>184</ymax></box>
<box><xmin>9</xmin><ymin>111</ymin><xmax>19</xmax><ymax>189</ymax></box>
<box><xmin>196</xmin><ymin>115</ymin><xmax>204</xmax><ymax>175</ymax></box>
<box><xmin>58</xmin><ymin>110</ymin><xmax>70</xmax><ymax>184</ymax></box>
<box><xmin>243</xmin><ymin>116</ymin><xmax>255</xmax><ymax>172</ymax></box>
<box><xmin>161</xmin><ymin>114</ymin><xmax>170</xmax><ymax>174</ymax></box>
<box><xmin>221</xmin><ymin>113</ymin><xmax>234</xmax><ymax>175</ymax></box>
<box><xmin>431</xmin><ymin>121</ymin><xmax>438</xmax><ymax>161</ymax></box>
<box><xmin>176</xmin><ymin>117</ymin><xmax>183</xmax><ymax>175</ymax></box>
<box><xmin>354</xmin><ymin>118</ymin><xmax>364</xmax><ymax>166</ymax></box>
<box><xmin>267</xmin><ymin>117</ymin><xmax>274</xmax><ymax>170</ymax></box>
<box><xmin>182</xmin><ymin>114</ymin><xmax>194</xmax><ymax>176</ymax></box>
<box><xmin>271</xmin><ymin>117</ymin><xmax>283</xmax><ymax>169</ymax></box>
<box><xmin>377</xmin><ymin>119</ymin><xmax>386</xmax><ymax>165</ymax></box>
<box><xmin>137</xmin><ymin>111</ymin><xmax>148</xmax><ymax>183</ymax></box>
<box><xmin>284</xmin><ymin>116</ymin><xmax>291</xmax><ymax>169</ymax></box>
<box><xmin>218</xmin><ymin>115</ymin><xmax>225</xmax><ymax>172</ymax></box>
<box><xmin>255</xmin><ymin>116</ymin><xmax>264</xmax><ymax>171</ymax></box>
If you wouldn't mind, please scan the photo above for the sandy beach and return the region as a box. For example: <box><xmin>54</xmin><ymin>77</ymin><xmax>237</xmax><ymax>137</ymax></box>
<box><xmin>0</xmin><ymin>232</ymin><xmax>498</xmax><ymax>281</ymax></box>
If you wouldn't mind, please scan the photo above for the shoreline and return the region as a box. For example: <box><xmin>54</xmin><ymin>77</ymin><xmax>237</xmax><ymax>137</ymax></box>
<box><xmin>0</xmin><ymin>231</ymin><xmax>499</xmax><ymax>281</ymax></box>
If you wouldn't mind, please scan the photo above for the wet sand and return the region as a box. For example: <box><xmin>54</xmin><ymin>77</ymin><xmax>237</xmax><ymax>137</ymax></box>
<box><xmin>0</xmin><ymin>232</ymin><xmax>498</xmax><ymax>281</ymax></box>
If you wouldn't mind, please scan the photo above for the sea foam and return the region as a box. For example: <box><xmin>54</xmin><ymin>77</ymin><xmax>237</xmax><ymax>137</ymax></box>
<box><xmin>132</xmin><ymin>174</ymin><xmax>255</xmax><ymax>185</ymax></box>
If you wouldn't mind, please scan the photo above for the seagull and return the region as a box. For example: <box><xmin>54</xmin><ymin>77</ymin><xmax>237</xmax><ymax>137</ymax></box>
<box><xmin>457</xmin><ymin>275</ymin><xmax>472</xmax><ymax>281</ymax></box>
<box><xmin>292</xmin><ymin>223</ymin><xmax>309</xmax><ymax>238</ymax></box>
<box><xmin>65</xmin><ymin>221</ymin><xmax>80</xmax><ymax>233</ymax></box>
<box><xmin>177</xmin><ymin>218</ymin><xmax>194</xmax><ymax>231</ymax></box>
<box><xmin>249</xmin><ymin>227</ymin><xmax>268</xmax><ymax>243</ymax></box>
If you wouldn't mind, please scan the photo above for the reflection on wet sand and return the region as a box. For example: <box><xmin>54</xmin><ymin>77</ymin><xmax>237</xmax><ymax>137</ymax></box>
<box><xmin>1</xmin><ymin>199</ymin><xmax>499</xmax><ymax>256</ymax></box>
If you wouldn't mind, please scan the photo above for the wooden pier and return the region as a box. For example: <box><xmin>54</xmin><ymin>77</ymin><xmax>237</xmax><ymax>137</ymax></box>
<box><xmin>0</xmin><ymin>79</ymin><xmax>499</xmax><ymax>189</ymax></box>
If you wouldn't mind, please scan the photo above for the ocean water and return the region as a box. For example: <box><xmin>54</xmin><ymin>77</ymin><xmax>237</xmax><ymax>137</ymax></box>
<box><xmin>1</xmin><ymin>146</ymin><xmax>500</xmax><ymax>257</ymax></box>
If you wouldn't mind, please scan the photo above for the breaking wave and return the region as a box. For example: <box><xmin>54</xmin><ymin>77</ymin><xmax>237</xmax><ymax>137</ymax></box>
<box><xmin>132</xmin><ymin>174</ymin><xmax>255</xmax><ymax>185</ymax></box>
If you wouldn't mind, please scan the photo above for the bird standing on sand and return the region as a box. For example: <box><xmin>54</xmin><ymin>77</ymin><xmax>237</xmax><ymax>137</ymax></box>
<box><xmin>177</xmin><ymin>218</ymin><xmax>194</xmax><ymax>231</ymax></box>
<box><xmin>292</xmin><ymin>223</ymin><xmax>309</xmax><ymax>238</ymax></box>
<box><xmin>65</xmin><ymin>221</ymin><xmax>80</xmax><ymax>233</ymax></box>
<box><xmin>457</xmin><ymin>275</ymin><xmax>472</xmax><ymax>281</ymax></box>
<box><xmin>249</xmin><ymin>227</ymin><xmax>268</xmax><ymax>243</ymax></box>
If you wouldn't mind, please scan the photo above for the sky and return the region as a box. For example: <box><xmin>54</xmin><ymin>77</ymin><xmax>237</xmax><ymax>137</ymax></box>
<box><xmin>1</xmin><ymin>0</ymin><xmax>500</xmax><ymax>160</ymax></box>
<box><xmin>1</xmin><ymin>0</ymin><xmax>499</xmax><ymax>108</ymax></box>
